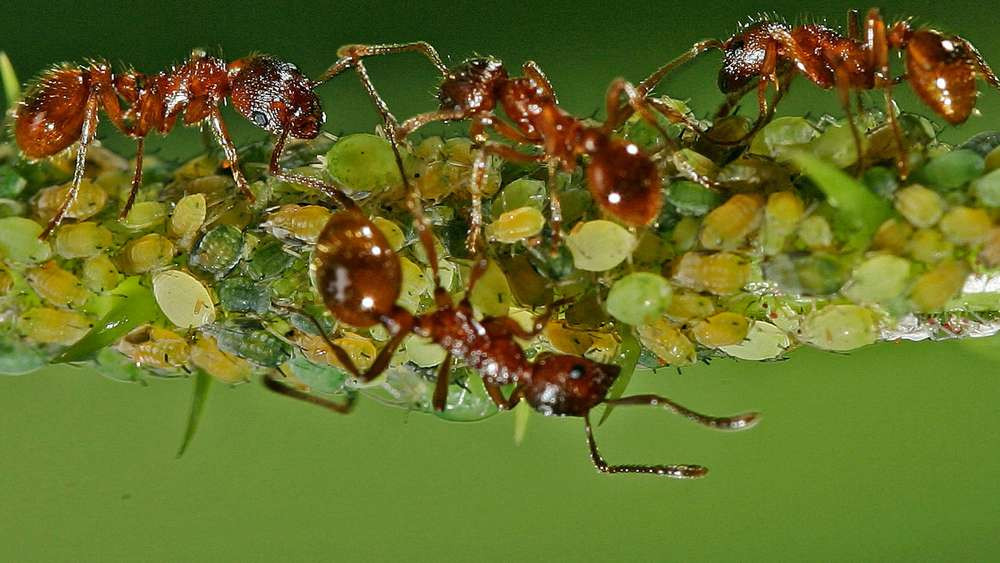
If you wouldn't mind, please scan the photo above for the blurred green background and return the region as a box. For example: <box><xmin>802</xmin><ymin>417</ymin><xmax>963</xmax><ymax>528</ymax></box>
<box><xmin>2</xmin><ymin>0</ymin><xmax>1000</xmax><ymax>560</ymax></box>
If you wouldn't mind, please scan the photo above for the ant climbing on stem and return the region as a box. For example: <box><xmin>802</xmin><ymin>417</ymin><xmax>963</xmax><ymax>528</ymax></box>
<box><xmin>635</xmin><ymin>8</ymin><xmax>1000</xmax><ymax>177</ymax></box>
<box><xmin>12</xmin><ymin>42</ymin><xmax>443</xmax><ymax>238</ymax></box>
<box><xmin>263</xmin><ymin>187</ymin><xmax>760</xmax><ymax>477</ymax></box>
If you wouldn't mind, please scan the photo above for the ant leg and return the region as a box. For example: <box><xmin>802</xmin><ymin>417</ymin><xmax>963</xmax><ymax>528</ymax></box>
<box><xmin>332</xmin><ymin>308</ymin><xmax>414</xmax><ymax>383</ymax></box>
<box><xmin>263</xmin><ymin>372</ymin><xmax>356</xmax><ymax>414</ymax></box>
<box><xmin>637</xmin><ymin>39</ymin><xmax>724</xmax><ymax>97</ymax></box>
<box><xmin>317</xmin><ymin>41</ymin><xmax>448</xmax><ymax>85</ymax></box>
<box><xmin>863</xmin><ymin>9</ymin><xmax>907</xmax><ymax>178</ymax></box>
<box><xmin>604</xmin><ymin>78</ymin><xmax>686</xmax><ymax>149</ymax></box>
<box><xmin>958</xmin><ymin>36</ymin><xmax>1000</xmax><ymax>90</ymax></box>
<box><xmin>522</xmin><ymin>60</ymin><xmax>557</xmax><ymax>100</ymax></box>
<box><xmin>847</xmin><ymin>9</ymin><xmax>862</xmax><ymax>41</ymax></box>
<box><xmin>584</xmin><ymin>412</ymin><xmax>708</xmax><ymax>478</ymax></box>
<box><xmin>883</xmin><ymin>85</ymin><xmax>909</xmax><ymax>179</ymax></box>
<box><xmin>484</xmin><ymin>383</ymin><xmax>523</xmax><ymax>410</ymax></box>
<box><xmin>545</xmin><ymin>158</ymin><xmax>563</xmax><ymax>251</ymax></box>
<box><xmin>268</xmin><ymin>129</ymin><xmax>358</xmax><ymax>211</ymax></box>
<box><xmin>483</xmin><ymin>297</ymin><xmax>572</xmax><ymax>339</ymax></box>
<box><xmin>208</xmin><ymin>107</ymin><xmax>254</xmax><ymax>201</ymax></box>
<box><xmin>119</xmin><ymin>137</ymin><xmax>145</xmax><ymax>219</ymax></box>
<box><xmin>833</xmin><ymin>65</ymin><xmax>867</xmax><ymax>174</ymax></box>
<box><xmin>432</xmin><ymin>353</ymin><xmax>452</xmax><ymax>411</ymax></box>
<box><xmin>395</xmin><ymin>109</ymin><xmax>468</xmax><ymax>141</ymax></box>
<box><xmin>602</xmin><ymin>394</ymin><xmax>759</xmax><ymax>431</ymax></box>
<box><xmin>41</xmin><ymin>89</ymin><xmax>100</xmax><ymax>239</ymax></box>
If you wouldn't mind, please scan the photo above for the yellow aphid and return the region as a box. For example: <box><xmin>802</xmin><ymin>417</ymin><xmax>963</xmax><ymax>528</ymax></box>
<box><xmin>637</xmin><ymin>318</ymin><xmax>697</xmax><ymax>366</ymax></box>
<box><xmin>413</xmin><ymin>136</ymin><xmax>445</xmax><ymax>159</ymax></box>
<box><xmin>566</xmin><ymin>220</ymin><xmax>637</xmax><ymax>272</ymax></box>
<box><xmin>54</xmin><ymin>222</ymin><xmax>112</xmax><ymax>259</ymax></box>
<box><xmin>761</xmin><ymin>191</ymin><xmax>805</xmax><ymax>255</ymax></box>
<box><xmin>372</xmin><ymin>217</ymin><xmax>405</xmax><ymax>251</ymax></box>
<box><xmin>796</xmin><ymin>215</ymin><xmax>833</xmax><ymax>249</ymax></box>
<box><xmin>398</xmin><ymin>256</ymin><xmax>432</xmax><ymax>314</ymax></box>
<box><xmin>584</xmin><ymin>331</ymin><xmax>620</xmax><ymax>364</ymax></box>
<box><xmin>81</xmin><ymin>254</ymin><xmax>121</xmax><ymax>292</ymax></box>
<box><xmin>485</xmin><ymin>206</ymin><xmax>546</xmax><ymax>243</ymax></box>
<box><xmin>168</xmin><ymin>193</ymin><xmax>207</xmax><ymax>247</ymax></box>
<box><xmin>895</xmin><ymin>184</ymin><xmax>944</xmax><ymax>228</ymax></box>
<box><xmin>118</xmin><ymin>326</ymin><xmax>190</xmax><ymax>370</ymax></box>
<box><xmin>18</xmin><ymin>307</ymin><xmax>91</xmax><ymax>345</ymax></box>
<box><xmin>122</xmin><ymin>201</ymin><xmax>167</xmax><ymax>230</ymax></box>
<box><xmin>190</xmin><ymin>334</ymin><xmax>252</xmax><ymax>384</ymax></box>
<box><xmin>672</xmin><ymin>251</ymin><xmax>750</xmax><ymax>295</ymax></box>
<box><xmin>326</xmin><ymin>332</ymin><xmax>377</xmax><ymax>373</ymax></box>
<box><xmin>152</xmin><ymin>270</ymin><xmax>216</xmax><ymax>329</ymax></box>
<box><xmin>670</xmin><ymin>216</ymin><xmax>701</xmax><ymax>253</ymax></box>
<box><xmin>263</xmin><ymin>204</ymin><xmax>332</xmax><ymax>243</ymax></box>
<box><xmin>174</xmin><ymin>154</ymin><xmax>220</xmax><ymax>181</ymax></box>
<box><xmin>909</xmin><ymin>260</ymin><xmax>970</xmax><ymax>313</ymax></box>
<box><xmin>672</xmin><ymin>149</ymin><xmax>718</xmax><ymax>183</ymax></box>
<box><xmin>907</xmin><ymin>229</ymin><xmax>954</xmax><ymax>264</ymax></box>
<box><xmin>979</xmin><ymin>228</ymin><xmax>1000</xmax><ymax>267</ymax></box>
<box><xmin>691</xmin><ymin>312</ymin><xmax>750</xmax><ymax>348</ymax></box>
<box><xmin>544</xmin><ymin>320</ymin><xmax>600</xmax><ymax>356</ymax></box>
<box><xmin>665</xmin><ymin>291</ymin><xmax>716</xmax><ymax>321</ymax></box>
<box><xmin>872</xmin><ymin>218</ymin><xmax>914</xmax><ymax>254</ymax></box>
<box><xmin>467</xmin><ymin>258</ymin><xmax>513</xmax><ymax>317</ymax></box>
<box><xmin>118</xmin><ymin>234</ymin><xmax>175</xmax><ymax>274</ymax></box>
<box><xmin>36</xmin><ymin>179</ymin><xmax>107</xmax><ymax>222</ymax></box>
<box><xmin>700</xmin><ymin>193</ymin><xmax>764</xmax><ymax>250</ymax></box>
<box><xmin>404</xmin><ymin>335</ymin><xmax>447</xmax><ymax>368</ymax></box>
<box><xmin>938</xmin><ymin>206</ymin><xmax>993</xmax><ymax>245</ymax></box>
<box><xmin>26</xmin><ymin>261</ymin><xmax>89</xmax><ymax>308</ymax></box>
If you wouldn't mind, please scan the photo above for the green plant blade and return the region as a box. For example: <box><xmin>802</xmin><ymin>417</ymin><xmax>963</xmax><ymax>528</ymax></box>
<box><xmin>176</xmin><ymin>370</ymin><xmax>213</xmax><ymax>458</ymax></box>
<box><xmin>53</xmin><ymin>277</ymin><xmax>159</xmax><ymax>363</ymax></box>
<box><xmin>0</xmin><ymin>52</ymin><xmax>20</xmax><ymax>111</ymax></box>
<box><xmin>513</xmin><ymin>400</ymin><xmax>530</xmax><ymax>445</ymax></box>
<box><xmin>598</xmin><ymin>323</ymin><xmax>641</xmax><ymax>425</ymax></box>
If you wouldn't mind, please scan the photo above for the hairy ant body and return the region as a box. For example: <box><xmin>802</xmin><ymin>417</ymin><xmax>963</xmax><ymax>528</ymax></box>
<box><xmin>264</xmin><ymin>195</ymin><xmax>759</xmax><ymax>477</ymax></box>
<box><xmin>383</xmin><ymin>55</ymin><xmax>681</xmax><ymax>250</ymax></box>
<box><xmin>12</xmin><ymin>42</ymin><xmax>445</xmax><ymax>238</ymax></box>
<box><xmin>637</xmin><ymin>8</ymin><xmax>1000</xmax><ymax>176</ymax></box>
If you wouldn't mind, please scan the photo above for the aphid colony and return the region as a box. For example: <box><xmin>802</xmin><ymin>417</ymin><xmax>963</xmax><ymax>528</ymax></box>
<box><xmin>3</xmin><ymin>9</ymin><xmax>1000</xmax><ymax>476</ymax></box>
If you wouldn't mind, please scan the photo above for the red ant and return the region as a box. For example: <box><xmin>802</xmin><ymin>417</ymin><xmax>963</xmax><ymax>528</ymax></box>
<box><xmin>635</xmin><ymin>8</ymin><xmax>1000</xmax><ymax>177</ymax></box>
<box><xmin>264</xmin><ymin>195</ymin><xmax>760</xmax><ymax>477</ymax></box>
<box><xmin>12</xmin><ymin>43</ymin><xmax>445</xmax><ymax>238</ymax></box>
<box><xmin>366</xmin><ymin>54</ymin><xmax>693</xmax><ymax>250</ymax></box>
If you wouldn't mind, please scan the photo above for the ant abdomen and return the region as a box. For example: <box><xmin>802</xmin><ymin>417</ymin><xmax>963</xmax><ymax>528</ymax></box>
<box><xmin>905</xmin><ymin>30</ymin><xmax>978</xmax><ymax>124</ymax></box>
<box><xmin>585</xmin><ymin>137</ymin><xmax>662</xmax><ymax>226</ymax></box>
<box><xmin>14</xmin><ymin>66</ymin><xmax>92</xmax><ymax>159</ymax></box>
<box><xmin>228</xmin><ymin>55</ymin><xmax>325</xmax><ymax>138</ymax></box>
<box><xmin>313</xmin><ymin>210</ymin><xmax>402</xmax><ymax>328</ymax></box>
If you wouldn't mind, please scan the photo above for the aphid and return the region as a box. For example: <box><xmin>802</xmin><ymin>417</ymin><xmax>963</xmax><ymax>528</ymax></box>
<box><xmin>384</xmin><ymin>54</ymin><xmax>674</xmax><ymax>249</ymax></box>
<box><xmin>636</xmin><ymin>9</ymin><xmax>1000</xmax><ymax>176</ymax></box>
<box><xmin>13</xmin><ymin>43</ymin><xmax>433</xmax><ymax>237</ymax></box>
<box><xmin>264</xmin><ymin>199</ymin><xmax>759</xmax><ymax>477</ymax></box>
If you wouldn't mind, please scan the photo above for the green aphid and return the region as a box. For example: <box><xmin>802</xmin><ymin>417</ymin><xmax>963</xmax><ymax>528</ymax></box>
<box><xmin>190</xmin><ymin>224</ymin><xmax>245</xmax><ymax>279</ymax></box>
<box><xmin>212</xmin><ymin>321</ymin><xmax>291</xmax><ymax>368</ymax></box>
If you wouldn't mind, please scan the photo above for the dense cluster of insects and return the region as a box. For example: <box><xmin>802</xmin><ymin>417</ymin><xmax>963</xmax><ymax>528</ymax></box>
<box><xmin>5</xmin><ymin>8</ymin><xmax>1000</xmax><ymax>477</ymax></box>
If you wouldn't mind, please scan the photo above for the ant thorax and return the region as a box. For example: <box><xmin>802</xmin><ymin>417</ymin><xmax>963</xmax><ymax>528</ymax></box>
<box><xmin>417</xmin><ymin>309</ymin><xmax>531</xmax><ymax>386</ymax></box>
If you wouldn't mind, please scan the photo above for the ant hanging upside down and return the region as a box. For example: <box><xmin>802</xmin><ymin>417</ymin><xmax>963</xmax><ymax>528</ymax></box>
<box><xmin>635</xmin><ymin>8</ymin><xmax>1000</xmax><ymax>177</ymax></box>
<box><xmin>264</xmin><ymin>193</ymin><xmax>760</xmax><ymax>477</ymax></box>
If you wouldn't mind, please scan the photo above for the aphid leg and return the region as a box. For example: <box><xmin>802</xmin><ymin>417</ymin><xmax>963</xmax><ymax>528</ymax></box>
<box><xmin>41</xmin><ymin>88</ymin><xmax>100</xmax><ymax>239</ymax></box>
<box><xmin>637</xmin><ymin>39</ymin><xmax>724</xmax><ymax>98</ymax></box>
<box><xmin>583</xmin><ymin>412</ymin><xmax>708</xmax><ymax>478</ymax></box>
<box><xmin>432</xmin><ymin>352</ymin><xmax>452</xmax><ymax>411</ymax></box>
<box><xmin>602</xmin><ymin>394</ymin><xmax>760</xmax><ymax>431</ymax></box>
<box><xmin>484</xmin><ymin>382</ymin><xmax>523</xmax><ymax>410</ymax></box>
<box><xmin>208</xmin><ymin>107</ymin><xmax>254</xmax><ymax>201</ymax></box>
<box><xmin>119</xmin><ymin>137</ymin><xmax>145</xmax><ymax>219</ymax></box>
<box><xmin>263</xmin><ymin>372</ymin><xmax>356</xmax><ymax>414</ymax></box>
<box><xmin>268</xmin><ymin>129</ymin><xmax>358</xmax><ymax>212</ymax></box>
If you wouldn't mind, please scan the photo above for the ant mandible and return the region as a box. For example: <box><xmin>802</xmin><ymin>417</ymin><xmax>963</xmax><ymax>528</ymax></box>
<box><xmin>635</xmin><ymin>8</ymin><xmax>1000</xmax><ymax>177</ymax></box>
<box><xmin>264</xmin><ymin>194</ymin><xmax>760</xmax><ymax>477</ymax></box>
<box><xmin>12</xmin><ymin>43</ymin><xmax>444</xmax><ymax>238</ymax></box>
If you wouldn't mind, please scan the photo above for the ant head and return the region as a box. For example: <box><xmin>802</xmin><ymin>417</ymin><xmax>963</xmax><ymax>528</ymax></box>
<box><xmin>437</xmin><ymin>57</ymin><xmax>508</xmax><ymax>114</ymax></box>
<box><xmin>718</xmin><ymin>21</ymin><xmax>787</xmax><ymax>93</ymax></box>
<box><xmin>524</xmin><ymin>354</ymin><xmax>621</xmax><ymax>416</ymax></box>
<box><xmin>228</xmin><ymin>55</ymin><xmax>326</xmax><ymax>139</ymax></box>
<box><xmin>313</xmin><ymin>210</ymin><xmax>402</xmax><ymax>328</ymax></box>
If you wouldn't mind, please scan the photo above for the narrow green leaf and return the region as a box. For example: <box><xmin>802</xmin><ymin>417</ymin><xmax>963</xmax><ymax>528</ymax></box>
<box><xmin>53</xmin><ymin>277</ymin><xmax>159</xmax><ymax>363</ymax></box>
<box><xmin>0</xmin><ymin>52</ymin><xmax>20</xmax><ymax>112</ymax></box>
<box><xmin>176</xmin><ymin>370</ymin><xmax>213</xmax><ymax>458</ymax></box>
<box><xmin>512</xmin><ymin>400</ymin><xmax>530</xmax><ymax>445</ymax></box>
<box><xmin>598</xmin><ymin>323</ymin><xmax>641</xmax><ymax>425</ymax></box>
<box><xmin>790</xmin><ymin>151</ymin><xmax>892</xmax><ymax>250</ymax></box>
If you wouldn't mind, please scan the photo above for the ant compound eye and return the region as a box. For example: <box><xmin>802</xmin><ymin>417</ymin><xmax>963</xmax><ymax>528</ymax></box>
<box><xmin>249</xmin><ymin>110</ymin><xmax>269</xmax><ymax>128</ymax></box>
<box><xmin>569</xmin><ymin>365</ymin><xmax>586</xmax><ymax>380</ymax></box>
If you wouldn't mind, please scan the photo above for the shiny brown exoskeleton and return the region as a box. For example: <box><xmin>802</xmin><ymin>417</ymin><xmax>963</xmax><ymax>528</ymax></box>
<box><xmin>386</xmin><ymin>56</ymin><xmax>674</xmax><ymax>250</ymax></box>
<box><xmin>264</xmin><ymin>197</ymin><xmax>760</xmax><ymax>478</ymax></box>
<box><xmin>637</xmin><ymin>9</ymin><xmax>1000</xmax><ymax>176</ymax></box>
<box><xmin>13</xmin><ymin>42</ymin><xmax>445</xmax><ymax>238</ymax></box>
